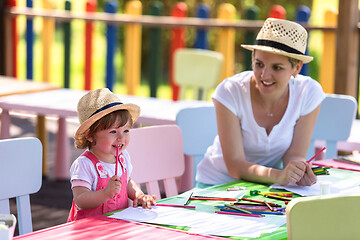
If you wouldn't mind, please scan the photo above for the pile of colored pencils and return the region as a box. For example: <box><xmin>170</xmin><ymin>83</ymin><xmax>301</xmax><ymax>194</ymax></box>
<box><xmin>216</xmin><ymin>201</ymin><xmax>285</xmax><ymax>217</ymax></box>
<box><xmin>312</xmin><ymin>166</ymin><xmax>330</xmax><ymax>175</ymax></box>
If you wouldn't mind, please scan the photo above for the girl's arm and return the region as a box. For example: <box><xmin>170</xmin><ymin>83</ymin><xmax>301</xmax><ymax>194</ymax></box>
<box><xmin>282</xmin><ymin>104</ymin><xmax>322</xmax><ymax>186</ymax></box>
<box><xmin>214</xmin><ymin>99</ymin><xmax>313</xmax><ymax>185</ymax></box>
<box><xmin>73</xmin><ymin>175</ymin><xmax>121</xmax><ymax>209</ymax></box>
<box><xmin>127</xmin><ymin>178</ymin><xmax>156</xmax><ymax>208</ymax></box>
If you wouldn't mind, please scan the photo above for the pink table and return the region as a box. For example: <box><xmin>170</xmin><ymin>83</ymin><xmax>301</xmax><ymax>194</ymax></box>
<box><xmin>13</xmin><ymin>215</ymin><xmax>224</xmax><ymax>240</ymax></box>
<box><xmin>0</xmin><ymin>76</ymin><xmax>59</xmax><ymax>97</ymax></box>
<box><xmin>0</xmin><ymin>89</ymin><xmax>212</xmax><ymax>180</ymax></box>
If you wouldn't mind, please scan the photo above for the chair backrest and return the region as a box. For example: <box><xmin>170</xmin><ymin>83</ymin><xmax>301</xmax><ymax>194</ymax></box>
<box><xmin>307</xmin><ymin>94</ymin><xmax>358</xmax><ymax>160</ymax></box>
<box><xmin>174</xmin><ymin>48</ymin><xmax>223</xmax><ymax>100</ymax></box>
<box><xmin>0</xmin><ymin>137</ymin><xmax>42</xmax><ymax>235</ymax></box>
<box><xmin>286</xmin><ymin>193</ymin><xmax>360</xmax><ymax>240</ymax></box>
<box><xmin>126</xmin><ymin>125</ymin><xmax>185</xmax><ymax>200</ymax></box>
<box><xmin>176</xmin><ymin>106</ymin><xmax>217</xmax><ymax>189</ymax></box>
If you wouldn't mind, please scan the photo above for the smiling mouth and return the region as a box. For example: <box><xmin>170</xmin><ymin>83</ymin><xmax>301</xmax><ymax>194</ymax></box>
<box><xmin>261</xmin><ymin>80</ymin><xmax>275</xmax><ymax>86</ymax></box>
<box><xmin>113</xmin><ymin>144</ymin><xmax>124</xmax><ymax>150</ymax></box>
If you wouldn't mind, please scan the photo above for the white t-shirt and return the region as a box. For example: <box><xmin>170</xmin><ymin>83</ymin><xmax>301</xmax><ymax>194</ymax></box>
<box><xmin>70</xmin><ymin>149</ymin><xmax>133</xmax><ymax>191</ymax></box>
<box><xmin>196</xmin><ymin>71</ymin><xmax>326</xmax><ymax>185</ymax></box>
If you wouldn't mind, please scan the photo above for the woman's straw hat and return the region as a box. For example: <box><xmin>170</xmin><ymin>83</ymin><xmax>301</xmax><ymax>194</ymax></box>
<box><xmin>241</xmin><ymin>18</ymin><xmax>313</xmax><ymax>63</ymax></box>
<box><xmin>75</xmin><ymin>88</ymin><xmax>140</xmax><ymax>139</ymax></box>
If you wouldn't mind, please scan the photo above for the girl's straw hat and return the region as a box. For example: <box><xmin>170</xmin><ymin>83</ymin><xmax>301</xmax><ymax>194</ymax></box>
<box><xmin>75</xmin><ymin>88</ymin><xmax>140</xmax><ymax>139</ymax></box>
<box><xmin>241</xmin><ymin>18</ymin><xmax>313</xmax><ymax>63</ymax></box>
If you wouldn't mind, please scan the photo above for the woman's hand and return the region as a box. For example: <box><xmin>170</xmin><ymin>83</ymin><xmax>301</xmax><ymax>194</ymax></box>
<box><xmin>133</xmin><ymin>194</ymin><xmax>156</xmax><ymax>209</ymax></box>
<box><xmin>104</xmin><ymin>175</ymin><xmax>122</xmax><ymax>199</ymax></box>
<box><xmin>296</xmin><ymin>163</ymin><xmax>317</xmax><ymax>186</ymax></box>
<box><xmin>278</xmin><ymin>160</ymin><xmax>307</xmax><ymax>185</ymax></box>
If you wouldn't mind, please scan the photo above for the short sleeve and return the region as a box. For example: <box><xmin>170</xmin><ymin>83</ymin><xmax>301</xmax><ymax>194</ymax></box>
<box><xmin>70</xmin><ymin>156</ymin><xmax>96</xmax><ymax>187</ymax></box>
<box><xmin>300</xmin><ymin>78</ymin><xmax>326</xmax><ymax>116</ymax></box>
<box><xmin>212</xmin><ymin>71</ymin><xmax>253</xmax><ymax>118</ymax></box>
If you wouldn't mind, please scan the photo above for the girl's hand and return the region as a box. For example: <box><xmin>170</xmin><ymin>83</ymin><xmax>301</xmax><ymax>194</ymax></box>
<box><xmin>105</xmin><ymin>175</ymin><xmax>122</xmax><ymax>199</ymax></box>
<box><xmin>278</xmin><ymin>160</ymin><xmax>307</xmax><ymax>185</ymax></box>
<box><xmin>132</xmin><ymin>194</ymin><xmax>156</xmax><ymax>209</ymax></box>
<box><xmin>296</xmin><ymin>163</ymin><xmax>317</xmax><ymax>186</ymax></box>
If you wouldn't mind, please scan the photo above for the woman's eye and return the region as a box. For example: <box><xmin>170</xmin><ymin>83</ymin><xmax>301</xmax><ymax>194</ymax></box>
<box><xmin>255</xmin><ymin>62</ymin><xmax>263</xmax><ymax>68</ymax></box>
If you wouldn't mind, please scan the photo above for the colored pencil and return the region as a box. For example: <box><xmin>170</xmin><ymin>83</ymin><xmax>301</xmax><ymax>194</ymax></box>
<box><xmin>240</xmin><ymin>198</ymin><xmax>281</xmax><ymax>207</ymax></box>
<box><xmin>215</xmin><ymin>210</ymin><xmax>263</xmax><ymax>218</ymax></box>
<box><xmin>184</xmin><ymin>192</ymin><xmax>193</xmax><ymax>205</ymax></box>
<box><xmin>115</xmin><ymin>146</ymin><xmax>119</xmax><ymax>176</ymax></box>
<box><xmin>224</xmin><ymin>203</ymin><xmax>252</xmax><ymax>214</ymax></box>
<box><xmin>307</xmin><ymin>147</ymin><xmax>326</xmax><ymax>163</ymax></box>
<box><xmin>264</xmin><ymin>201</ymin><xmax>274</xmax><ymax>211</ymax></box>
<box><xmin>190</xmin><ymin>196</ymin><xmax>238</xmax><ymax>201</ymax></box>
<box><xmin>156</xmin><ymin>203</ymin><xmax>195</xmax><ymax>209</ymax></box>
<box><xmin>263</xmin><ymin>194</ymin><xmax>292</xmax><ymax>201</ymax></box>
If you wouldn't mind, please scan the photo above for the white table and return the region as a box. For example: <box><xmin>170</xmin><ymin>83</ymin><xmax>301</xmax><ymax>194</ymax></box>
<box><xmin>0</xmin><ymin>89</ymin><xmax>212</xmax><ymax>179</ymax></box>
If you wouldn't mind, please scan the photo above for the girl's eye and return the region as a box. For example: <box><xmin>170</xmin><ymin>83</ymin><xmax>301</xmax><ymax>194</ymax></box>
<box><xmin>109</xmin><ymin>130</ymin><xmax>117</xmax><ymax>134</ymax></box>
<box><xmin>124</xmin><ymin>129</ymin><xmax>130</xmax><ymax>133</ymax></box>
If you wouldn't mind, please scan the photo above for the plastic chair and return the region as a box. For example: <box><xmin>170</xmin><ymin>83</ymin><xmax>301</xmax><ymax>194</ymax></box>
<box><xmin>0</xmin><ymin>137</ymin><xmax>42</xmax><ymax>235</ymax></box>
<box><xmin>286</xmin><ymin>193</ymin><xmax>360</xmax><ymax>240</ymax></box>
<box><xmin>176</xmin><ymin>106</ymin><xmax>217</xmax><ymax>191</ymax></box>
<box><xmin>174</xmin><ymin>48</ymin><xmax>223</xmax><ymax>100</ymax></box>
<box><xmin>126</xmin><ymin>125</ymin><xmax>185</xmax><ymax>200</ymax></box>
<box><xmin>307</xmin><ymin>94</ymin><xmax>358</xmax><ymax>160</ymax></box>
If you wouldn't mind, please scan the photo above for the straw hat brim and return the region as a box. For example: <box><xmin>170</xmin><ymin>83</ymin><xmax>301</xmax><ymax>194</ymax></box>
<box><xmin>75</xmin><ymin>103</ymin><xmax>140</xmax><ymax>139</ymax></box>
<box><xmin>241</xmin><ymin>44</ymin><xmax>313</xmax><ymax>64</ymax></box>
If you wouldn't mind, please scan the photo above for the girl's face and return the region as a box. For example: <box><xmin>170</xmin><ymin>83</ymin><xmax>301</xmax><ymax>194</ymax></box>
<box><xmin>87</xmin><ymin>120</ymin><xmax>131</xmax><ymax>163</ymax></box>
<box><xmin>252</xmin><ymin>50</ymin><xmax>302</xmax><ymax>96</ymax></box>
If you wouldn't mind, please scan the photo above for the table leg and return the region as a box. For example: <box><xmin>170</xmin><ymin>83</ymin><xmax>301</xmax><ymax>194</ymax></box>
<box><xmin>0</xmin><ymin>109</ymin><xmax>11</xmax><ymax>139</ymax></box>
<box><xmin>36</xmin><ymin>115</ymin><xmax>48</xmax><ymax>177</ymax></box>
<box><xmin>54</xmin><ymin>117</ymin><xmax>70</xmax><ymax>179</ymax></box>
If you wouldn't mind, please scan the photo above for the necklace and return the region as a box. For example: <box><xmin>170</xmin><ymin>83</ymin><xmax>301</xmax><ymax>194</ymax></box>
<box><xmin>259</xmin><ymin>93</ymin><xmax>289</xmax><ymax>118</ymax></box>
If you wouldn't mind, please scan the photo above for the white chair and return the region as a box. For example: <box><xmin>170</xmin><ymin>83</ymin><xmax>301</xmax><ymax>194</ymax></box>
<box><xmin>286</xmin><ymin>193</ymin><xmax>360</xmax><ymax>240</ymax></box>
<box><xmin>0</xmin><ymin>137</ymin><xmax>42</xmax><ymax>235</ymax></box>
<box><xmin>126</xmin><ymin>125</ymin><xmax>185</xmax><ymax>200</ymax></box>
<box><xmin>176</xmin><ymin>106</ymin><xmax>217</xmax><ymax>191</ymax></box>
<box><xmin>307</xmin><ymin>94</ymin><xmax>358</xmax><ymax>160</ymax></box>
<box><xmin>174</xmin><ymin>48</ymin><xmax>223</xmax><ymax>100</ymax></box>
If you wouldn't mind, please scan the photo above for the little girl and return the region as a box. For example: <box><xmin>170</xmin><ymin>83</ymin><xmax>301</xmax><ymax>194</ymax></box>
<box><xmin>68</xmin><ymin>88</ymin><xmax>156</xmax><ymax>221</ymax></box>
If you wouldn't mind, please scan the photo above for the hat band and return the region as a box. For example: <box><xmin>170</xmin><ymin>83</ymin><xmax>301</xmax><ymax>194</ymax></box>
<box><xmin>254</xmin><ymin>39</ymin><xmax>304</xmax><ymax>55</ymax></box>
<box><xmin>89</xmin><ymin>102</ymin><xmax>123</xmax><ymax>118</ymax></box>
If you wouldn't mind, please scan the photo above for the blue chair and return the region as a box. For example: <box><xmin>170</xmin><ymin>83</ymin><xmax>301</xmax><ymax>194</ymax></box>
<box><xmin>307</xmin><ymin>94</ymin><xmax>358</xmax><ymax>160</ymax></box>
<box><xmin>0</xmin><ymin>137</ymin><xmax>42</xmax><ymax>235</ymax></box>
<box><xmin>176</xmin><ymin>106</ymin><xmax>217</xmax><ymax>191</ymax></box>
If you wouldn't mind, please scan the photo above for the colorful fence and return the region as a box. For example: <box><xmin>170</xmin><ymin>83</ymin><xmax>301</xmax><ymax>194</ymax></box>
<box><xmin>3</xmin><ymin>1</ymin><xmax>357</xmax><ymax>105</ymax></box>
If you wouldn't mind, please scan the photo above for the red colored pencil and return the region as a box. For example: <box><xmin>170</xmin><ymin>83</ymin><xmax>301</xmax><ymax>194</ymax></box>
<box><xmin>156</xmin><ymin>203</ymin><xmax>195</xmax><ymax>209</ymax></box>
<box><xmin>307</xmin><ymin>147</ymin><xmax>326</xmax><ymax>163</ymax></box>
<box><xmin>115</xmin><ymin>146</ymin><xmax>119</xmax><ymax>176</ymax></box>
<box><xmin>240</xmin><ymin>198</ymin><xmax>280</xmax><ymax>207</ymax></box>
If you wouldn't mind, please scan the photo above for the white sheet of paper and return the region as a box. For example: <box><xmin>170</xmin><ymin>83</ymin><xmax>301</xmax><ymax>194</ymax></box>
<box><xmin>109</xmin><ymin>206</ymin><xmax>286</xmax><ymax>238</ymax></box>
<box><xmin>270</xmin><ymin>168</ymin><xmax>360</xmax><ymax>196</ymax></box>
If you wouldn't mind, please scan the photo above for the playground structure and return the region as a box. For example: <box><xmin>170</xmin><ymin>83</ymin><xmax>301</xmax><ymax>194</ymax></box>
<box><xmin>0</xmin><ymin>1</ymin><xmax>359</xmax><ymax>108</ymax></box>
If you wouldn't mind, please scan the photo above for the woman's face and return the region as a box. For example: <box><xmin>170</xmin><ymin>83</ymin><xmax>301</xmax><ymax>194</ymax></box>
<box><xmin>252</xmin><ymin>50</ymin><xmax>302</xmax><ymax>96</ymax></box>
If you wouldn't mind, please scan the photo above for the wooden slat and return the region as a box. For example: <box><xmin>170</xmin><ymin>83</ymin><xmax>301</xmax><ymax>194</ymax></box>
<box><xmin>335</xmin><ymin>0</ymin><xmax>359</xmax><ymax>98</ymax></box>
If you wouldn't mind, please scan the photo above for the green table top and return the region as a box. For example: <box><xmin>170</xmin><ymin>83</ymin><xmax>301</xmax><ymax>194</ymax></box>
<box><xmin>157</xmin><ymin>180</ymin><xmax>291</xmax><ymax>240</ymax></box>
